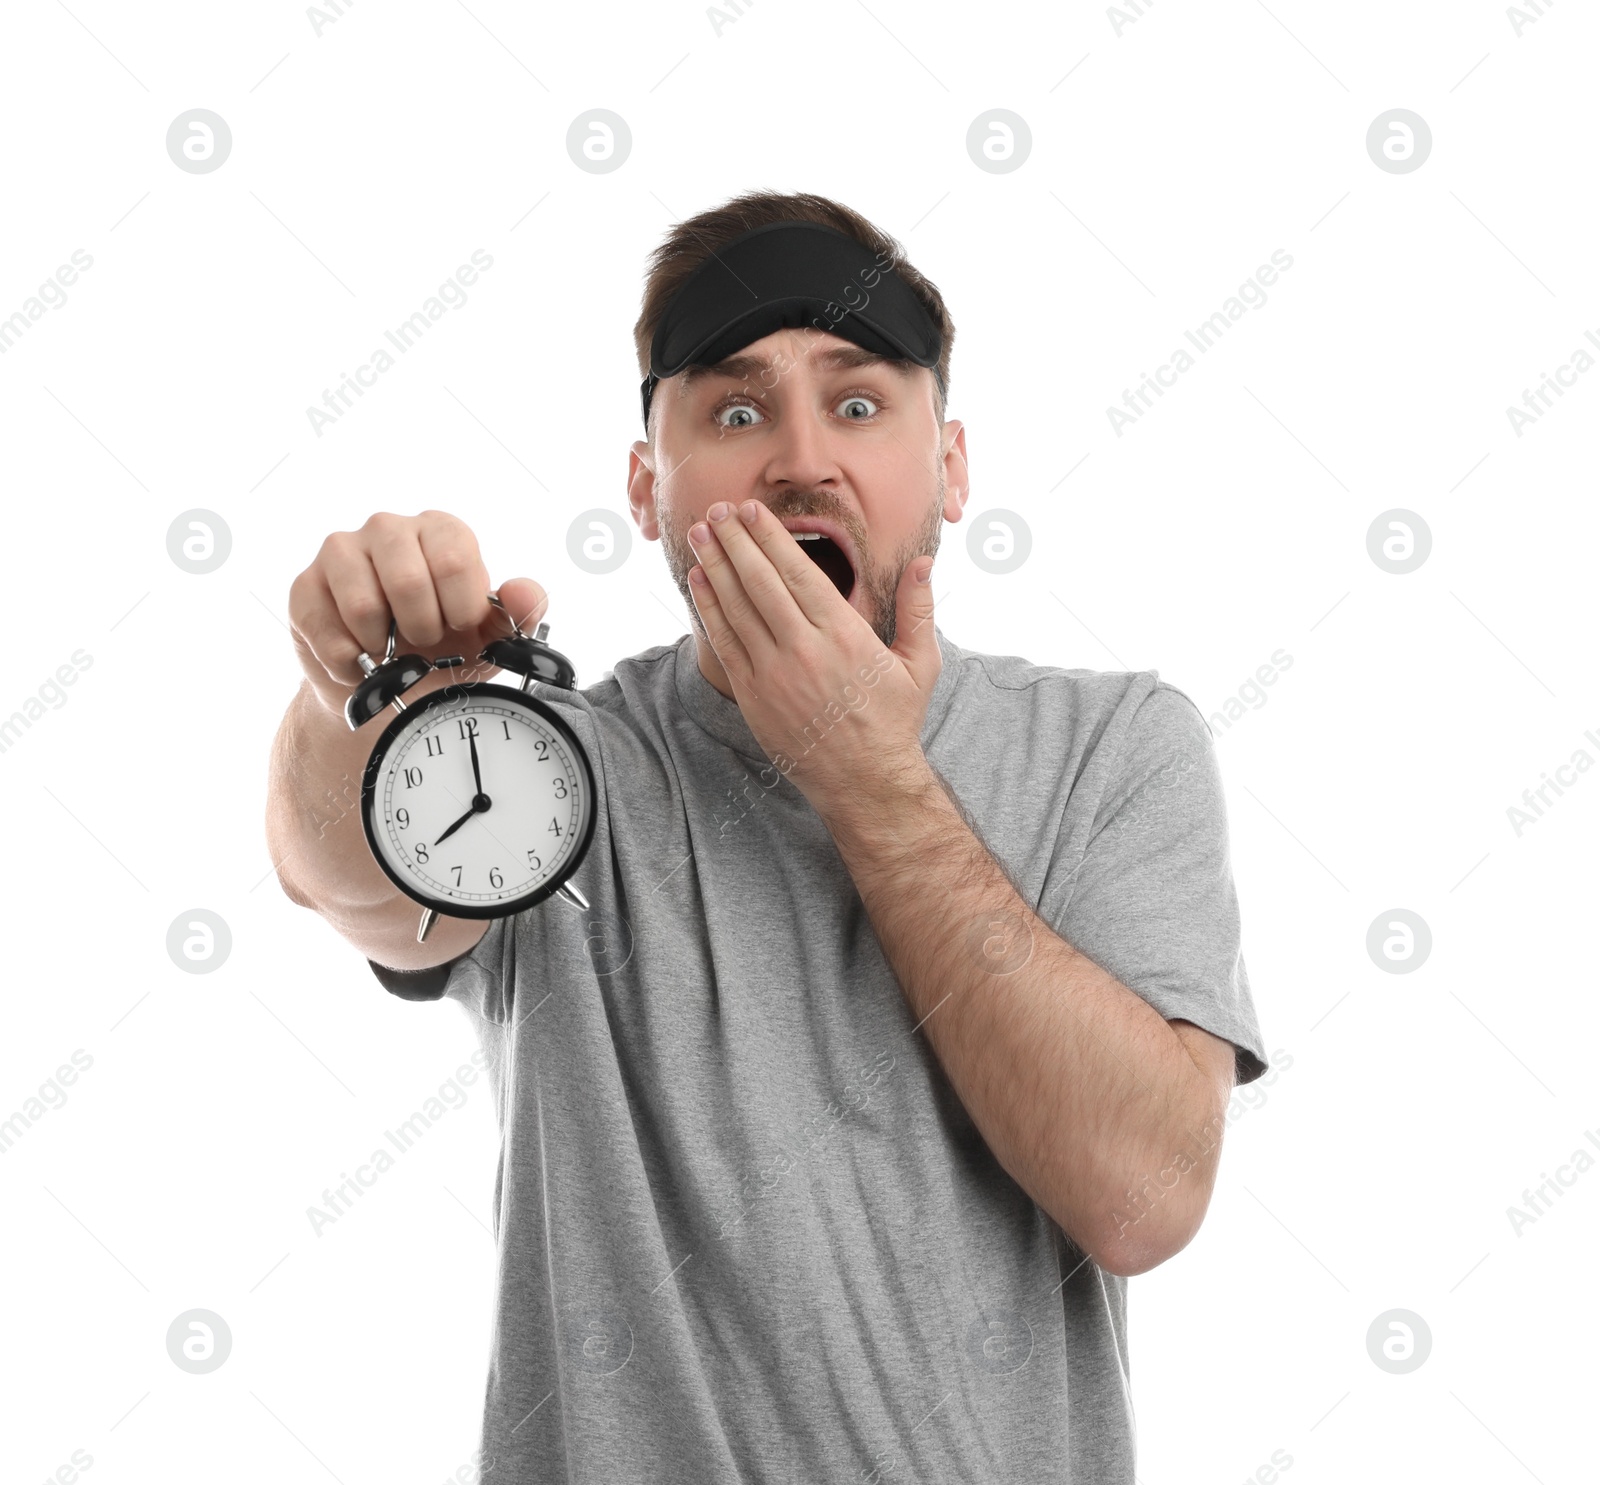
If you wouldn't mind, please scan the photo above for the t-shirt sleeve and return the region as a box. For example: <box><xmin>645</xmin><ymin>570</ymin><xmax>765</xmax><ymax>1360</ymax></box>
<box><xmin>1041</xmin><ymin>680</ymin><xmax>1268</xmax><ymax>1087</ymax></box>
<box><xmin>367</xmin><ymin>912</ymin><xmax>515</xmax><ymax>1023</ymax></box>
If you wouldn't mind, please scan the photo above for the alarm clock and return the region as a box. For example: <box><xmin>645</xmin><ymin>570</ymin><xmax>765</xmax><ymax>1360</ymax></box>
<box><xmin>344</xmin><ymin>593</ymin><xmax>597</xmax><ymax>945</ymax></box>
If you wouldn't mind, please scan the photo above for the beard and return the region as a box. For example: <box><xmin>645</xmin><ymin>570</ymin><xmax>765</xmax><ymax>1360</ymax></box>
<box><xmin>659</xmin><ymin>468</ymin><xmax>946</xmax><ymax>652</ymax></box>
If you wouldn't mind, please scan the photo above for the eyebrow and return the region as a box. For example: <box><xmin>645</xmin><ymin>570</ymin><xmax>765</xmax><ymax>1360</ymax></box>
<box><xmin>677</xmin><ymin>344</ymin><xmax>911</xmax><ymax>395</ymax></box>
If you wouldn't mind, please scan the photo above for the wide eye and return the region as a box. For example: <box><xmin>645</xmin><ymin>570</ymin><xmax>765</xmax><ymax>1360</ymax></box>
<box><xmin>713</xmin><ymin>398</ymin><xmax>765</xmax><ymax>429</ymax></box>
<box><xmin>836</xmin><ymin>393</ymin><xmax>879</xmax><ymax>420</ymax></box>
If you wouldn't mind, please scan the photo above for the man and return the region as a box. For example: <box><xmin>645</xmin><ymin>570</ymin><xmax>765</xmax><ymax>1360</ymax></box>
<box><xmin>273</xmin><ymin>188</ymin><xmax>1268</xmax><ymax>1481</ymax></box>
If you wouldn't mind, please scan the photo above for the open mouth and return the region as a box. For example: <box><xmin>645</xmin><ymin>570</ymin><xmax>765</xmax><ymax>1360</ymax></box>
<box><xmin>791</xmin><ymin>532</ymin><xmax>856</xmax><ymax>600</ymax></box>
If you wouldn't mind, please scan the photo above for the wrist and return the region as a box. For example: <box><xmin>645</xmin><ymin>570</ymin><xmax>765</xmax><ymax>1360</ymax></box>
<box><xmin>814</xmin><ymin>751</ymin><xmax>940</xmax><ymax>852</ymax></box>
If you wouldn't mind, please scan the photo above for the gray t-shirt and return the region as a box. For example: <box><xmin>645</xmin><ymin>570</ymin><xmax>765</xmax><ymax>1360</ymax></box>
<box><xmin>369</xmin><ymin>623</ymin><xmax>1267</xmax><ymax>1483</ymax></box>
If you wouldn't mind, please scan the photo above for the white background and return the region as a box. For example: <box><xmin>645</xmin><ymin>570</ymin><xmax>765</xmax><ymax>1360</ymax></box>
<box><xmin>1</xmin><ymin>1</ymin><xmax>1595</xmax><ymax>1481</ymax></box>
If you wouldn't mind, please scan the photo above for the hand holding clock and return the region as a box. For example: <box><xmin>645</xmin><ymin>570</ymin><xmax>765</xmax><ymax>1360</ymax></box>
<box><xmin>287</xmin><ymin>508</ymin><xmax>547</xmax><ymax>723</ymax></box>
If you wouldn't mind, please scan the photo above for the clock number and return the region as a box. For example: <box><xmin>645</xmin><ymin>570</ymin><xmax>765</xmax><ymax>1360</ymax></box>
<box><xmin>534</xmin><ymin>739</ymin><xmax>549</xmax><ymax>762</ymax></box>
<box><xmin>395</xmin><ymin>808</ymin><xmax>409</xmax><ymax>829</ymax></box>
<box><xmin>501</xmin><ymin>720</ymin><xmax>512</xmax><ymax>741</ymax></box>
<box><xmin>489</xmin><ymin>867</ymin><xmax>503</xmax><ymax>888</ymax></box>
<box><xmin>548</xmin><ymin>817</ymin><xmax>563</xmax><ymax>838</ymax></box>
<box><xmin>457</xmin><ymin>717</ymin><xmax>479</xmax><ymax>740</ymax></box>
<box><xmin>452</xmin><ymin>865</ymin><xmax>463</xmax><ymax>886</ymax></box>
<box><xmin>526</xmin><ymin>850</ymin><xmax>542</xmax><ymax>872</ymax></box>
<box><xmin>424</xmin><ymin>735</ymin><xmax>443</xmax><ymax>758</ymax></box>
<box><xmin>553</xmin><ymin>777</ymin><xmax>567</xmax><ymax>800</ymax></box>
<box><xmin>414</xmin><ymin>841</ymin><xmax>429</xmax><ymax>863</ymax></box>
<box><xmin>404</xmin><ymin>766</ymin><xmax>423</xmax><ymax>788</ymax></box>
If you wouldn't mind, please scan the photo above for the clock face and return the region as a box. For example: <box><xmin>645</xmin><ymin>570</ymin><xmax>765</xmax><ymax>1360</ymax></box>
<box><xmin>361</xmin><ymin>683</ymin><xmax>595</xmax><ymax>917</ymax></box>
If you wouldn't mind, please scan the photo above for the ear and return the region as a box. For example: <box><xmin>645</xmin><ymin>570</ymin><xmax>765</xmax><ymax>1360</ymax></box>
<box><xmin>940</xmin><ymin>419</ymin><xmax>969</xmax><ymax>522</ymax></box>
<box><xmin>628</xmin><ymin>438</ymin><xmax>660</xmax><ymax>540</ymax></box>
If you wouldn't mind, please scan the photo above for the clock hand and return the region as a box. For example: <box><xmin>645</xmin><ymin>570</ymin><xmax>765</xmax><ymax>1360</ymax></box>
<box><xmin>433</xmin><ymin>805</ymin><xmax>477</xmax><ymax>847</ymax></box>
<box><xmin>433</xmin><ymin>732</ymin><xmax>493</xmax><ymax>846</ymax></box>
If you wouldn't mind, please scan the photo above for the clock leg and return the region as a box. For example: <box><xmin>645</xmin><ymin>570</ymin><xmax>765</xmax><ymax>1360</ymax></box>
<box><xmin>416</xmin><ymin>907</ymin><xmax>439</xmax><ymax>944</ymax></box>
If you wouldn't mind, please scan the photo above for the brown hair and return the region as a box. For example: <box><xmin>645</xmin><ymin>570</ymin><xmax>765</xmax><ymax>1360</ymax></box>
<box><xmin>633</xmin><ymin>189</ymin><xmax>954</xmax><ymax>440</ymax></box>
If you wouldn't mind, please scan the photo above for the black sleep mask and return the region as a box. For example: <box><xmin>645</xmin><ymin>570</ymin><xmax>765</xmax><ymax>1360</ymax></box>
<box><xmin>640</xmin><ymin>220</ymin><xmax>944</xmax><ymax>430</ymax></box>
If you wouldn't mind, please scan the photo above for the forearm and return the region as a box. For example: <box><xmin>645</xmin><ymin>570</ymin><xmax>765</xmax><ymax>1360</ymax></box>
<box><xmin>818</xmin><ymin>759</ymin><xmax>1217</xmax><ymax>1273</ymax></box>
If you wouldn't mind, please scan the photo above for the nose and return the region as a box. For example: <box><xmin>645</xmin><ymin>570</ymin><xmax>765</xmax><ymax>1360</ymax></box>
<box><xmin>760</xmin><ymin>394</ymin><xmax>843</xmax><ymax>493</ymax></box>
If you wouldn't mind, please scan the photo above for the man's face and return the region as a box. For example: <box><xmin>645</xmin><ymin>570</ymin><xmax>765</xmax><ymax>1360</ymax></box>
<box><xmin>629</xmin><ymin>327</ymin><xmax>968</xmax><ymax>655</ymax></box>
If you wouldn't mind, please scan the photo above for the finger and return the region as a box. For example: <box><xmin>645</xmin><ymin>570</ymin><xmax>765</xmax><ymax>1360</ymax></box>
<box><xmin>370</xmin><ymin>522</ymin><xmax>446</xmax><ymax>646</ymax></box>
<box><xmin>690</xmin><ymin>515</ymin><xmax>775</xmax><ymax>656</ymax></box>
<box><xmin>319</xmin><ymin>532</ymin><xmax>392</xmax><ymax>658</ymax></box>
<box><xmin>698</xmin><ymin>504</ymin><xmax>802</xmax><ymax>644</ymax></box>
<box><xmin>290</xmin><ymin>564</ymin><xmax>368</xmax><ymax>688</ymax></box>
<box><xmin>687</xmin><ymin>557</ymin><xmax>753</xmax><ymax>687</ymax></box>
<box><xmin>416</xmin><ymin>511</ymin><xmax>494</xmax><ymax>633</ymax></box>
<box><xmin>491</xmin><ymin>576</ymin><xmax>549</xmax><ymax>638</ymax></box>
<box><xmin>717</xmin><ymin>500</ymin><xmax>835</xmax><ymax>632</ymax></box>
